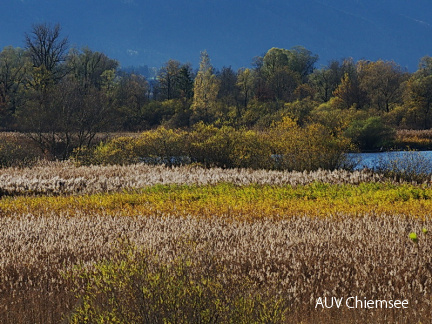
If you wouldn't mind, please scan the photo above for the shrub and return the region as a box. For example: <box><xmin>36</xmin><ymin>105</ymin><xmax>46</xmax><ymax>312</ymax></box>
<box><xmin>74</xmin><ymin>137</ymin><xmax>139</xmax><ymax>166</ymax></box>
<box><xmin>188</xmin><ymin>123</ymin><xmax>272</xmax><ymax>169</ymax></box>
<box><xmin>309</xmin><ymin>103</ymin><xmax>355</xmax><ymax>136</ymax></box>
<box><xmin>134</xmin><ymin>127</ymin><xmax>189</xmax><ymax>166</ymax></box>
<box><xmin>67</xmin><ymin>241</ymin><xmax>287</xmax><ymax>324</ymax></box>
<box><xmin>229</xmin><ymin>128</ymin><xmax>272</xmax><ymax>169</ymax></box>
<box><xmin>188</xmin><ymin>123</ymin><xmax>232</xmax><ymax>167</ymax></box>
<box><xmin>73</xmin><ymin>120</ymin><xmax>354</xmax><ymax>171</ymax></box>
<box><xmin>267</xmin><ymin>117</ymin><xmax>353</xmax><ymax>171</ymax></box>
<box><xmin>281</xmin><ymin>98</ymin><xmax>316</xmax><ymax>126</ymax></box>
<box><xmin>345</xmin><ymin>116</ymin><xmax>395</xmax><ymax>151</ymax></box>
<box><xmin>0</xmin><ymin>139</ymin><xmax>39</xmax><ymax>168</ymax></box>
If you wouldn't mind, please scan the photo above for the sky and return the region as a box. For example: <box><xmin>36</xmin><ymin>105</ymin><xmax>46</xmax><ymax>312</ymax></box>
<box><xmin>1</xmin><ymin>0</ymin><xmax>432</xmax><ymax>71</ymax></box>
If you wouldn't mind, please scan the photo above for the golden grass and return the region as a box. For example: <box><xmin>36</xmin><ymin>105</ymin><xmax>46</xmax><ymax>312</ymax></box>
<box><xmin>395</xmin><ymin>129</ymin><xmax>432</xmax><ymax>150</ymax></box>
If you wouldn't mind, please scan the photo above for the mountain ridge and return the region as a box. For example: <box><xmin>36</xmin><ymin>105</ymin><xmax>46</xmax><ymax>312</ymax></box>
<box><xmin>1</xmin><ymin>0</ymin><xmax>431</xmax><ymax>70</ymax></box>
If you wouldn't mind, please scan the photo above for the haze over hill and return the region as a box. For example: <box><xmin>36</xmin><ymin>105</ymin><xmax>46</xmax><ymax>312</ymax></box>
<box><xmin>1</xmin><ymin>0</ymin><xmax>432</xmax><ymax>70</ymax></box>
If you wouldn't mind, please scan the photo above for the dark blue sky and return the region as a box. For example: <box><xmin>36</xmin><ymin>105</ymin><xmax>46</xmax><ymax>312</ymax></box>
<box><xmin>1</xmin><ymin>0</ymin><xmax>432</xmax><ymax>71</ymax></box>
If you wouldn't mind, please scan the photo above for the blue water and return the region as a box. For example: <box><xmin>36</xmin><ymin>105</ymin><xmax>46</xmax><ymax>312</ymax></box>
<box><xmin>348</xmin><ymin>151</ymin><xmax>432</xmax><ymax>170</ymax></box>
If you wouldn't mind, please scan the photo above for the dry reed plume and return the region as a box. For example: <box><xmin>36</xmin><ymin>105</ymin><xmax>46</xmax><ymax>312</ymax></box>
<box><xmin>0</xmin><ymin>210</ymin><xmax>430</xmax><ymax>323</ymax></box>
<box><xmin>0</xmin><ymin>161</ymin><xmax>387</xmax><ymax>196</ymax></box>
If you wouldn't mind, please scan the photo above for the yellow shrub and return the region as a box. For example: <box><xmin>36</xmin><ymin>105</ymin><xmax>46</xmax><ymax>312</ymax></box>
<box><xmin>230</xmin><ymin>129</ymin><xmax>272</xmax><ymax>169</ymax></box>
<box><xmin>267</xmin><ymin>117</ymin><xmax>353</xmax><ymax>171</ymax></box>
<box><xmin>135</xmin><ymin>127</ymin><xmax>189</xmax><ymax>165</ymax></box>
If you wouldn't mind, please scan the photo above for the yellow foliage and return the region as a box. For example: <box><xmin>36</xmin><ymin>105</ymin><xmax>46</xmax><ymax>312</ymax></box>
<box><xmin>267</xmin><ymin>117</ymin><xmax>352</xmax><ymax>171</ymax></box>
<box><xmin>73</xmin><ymin>119</ymin><xmax>352</xmax><ymax>170</ymax></box>
<box><xmin>134</xmin><ymin>127</ymin><xmax>188</xmax><ymax>165</ymax></box>
<box><xmin>2</xmin><ymin>182</ymin><xmax>432</xmax><ymax>221</ymax></box>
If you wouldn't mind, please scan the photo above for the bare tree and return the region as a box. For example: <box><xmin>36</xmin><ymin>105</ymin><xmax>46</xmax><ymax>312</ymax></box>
<box><xmin>25</xmin><ymin>23</ymin><xmax>68</xmax><ymax>79</ymax></box>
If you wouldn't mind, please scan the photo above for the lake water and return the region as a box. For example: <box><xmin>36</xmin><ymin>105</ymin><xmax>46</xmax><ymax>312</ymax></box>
<box><xmin>348</xmin><ymin>151</ymin><xmax>432</xmax><ymax>170</ymax></box>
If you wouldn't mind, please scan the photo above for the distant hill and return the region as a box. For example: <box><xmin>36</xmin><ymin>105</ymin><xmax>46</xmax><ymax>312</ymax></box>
<box><xmin>1</xmin><ymin>0</ymin><xmax>431</xmax><ymax>70</ymax></box>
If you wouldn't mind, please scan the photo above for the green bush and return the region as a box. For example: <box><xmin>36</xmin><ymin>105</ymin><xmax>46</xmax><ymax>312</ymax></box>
<box><xmin>187</xmin><ymin>123</ymin><xmax>271</xmax><ymax>169</ymax></box>
<box><xmin>66</xmin><ymin>242</ymin><xmax>287</xmax><ymax>324</ymax></box>
<box><xmin>229</xmin><ymin>129</ymin><xmax>273</xmax><ymax>169</ymax></box>
<box><xmin>345</xmin><ymin>116</ymin><xmax>395</xmax><ymax>151</ymax></box>
<box><xmin>188</xmin><ymin>123</ymin><xmax>232</xmax><ymax>167</ymax></box>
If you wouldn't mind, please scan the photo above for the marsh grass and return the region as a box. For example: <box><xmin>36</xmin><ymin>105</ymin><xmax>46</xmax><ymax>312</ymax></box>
<box><xmin>395</xmin><ymin>129</ymin><xmax>432</xmax><ymax>150</ymax></box>
<box><xmin>0</xmin><ymin>183</ymin><xmax>431</xmax><ymax>322</ymax></box>
<box><xmin>0</xmin><ymin>161</ymin><xmax>387</xmax><ymax>197</ymax></box>
<box><xmin>374</xmin><ymin>150</ymin><xmax>432</xmax><ymax>183</ymax></box>
<box><xmin>0</xmin><ymin>165</ymin><xmax>431</xmax><ymax>323</ymax></box>
<box><xmin>2</xmin><ymin>182</ymin><xmax>432</xmax><ymax>220</ymax></box>
<box><xmin>66</xmin><ymin>240</ymin><xmax>288</xmax><ymax>323</ymax></box>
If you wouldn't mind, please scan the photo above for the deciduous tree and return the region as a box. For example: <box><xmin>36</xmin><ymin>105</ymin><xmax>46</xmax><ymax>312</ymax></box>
<box><xmin>191</xmin><ymin>50</ymin><xmax>220</xmax><ymax>123</ymax></box>
<box><xmin>287</xmin><ymin>45</ymin><xmax>318</xmax><ymax>82</ymax></box>
<box><xmin>68</xmin><ymin>47</ymin><xmax>118</xmax><ymax>89</ymax></box>
<box><xmin>114</xmin><ymin>72</ymin><xmax>149</xmax><ymax>131</ymax></box>
<box><xmin>25</xmin><ymin>23</ymin><xmax>69</xmax><ymax>83</ymax></box>
<box><xmin>156</xmin><ymin>59</ymin><xmax>181</xmax><ymax>100</ymax></box>
<box><xmin>0</xmin><ymin>46</ymin><xmax>29</xmax><ymax>128</ymax></box>
<box><xmin>236</xmin><ymin>68</ymin><xmax>255</xmax><ymax>109</ymax></box>
<box><xmin>332</xmin><ymin>71</ymin><xmax>367</xmax><ymax>110</ymax></box>
<box><xmin>217</xmin><ymin>66</ymin><xmax>238</xmax><ymax>107</ymax></box>
<box><xmin>358</xmin><ymin>60</ymin><xmax>407</xmax><ymax>112</ymax></box>
<box><xmin>309</xmin><ymin>60</ymin><xmax>345</xmax><ymax>102</ymax></box>
<box><xmin>403</xmin><ymin>56</ymin><xmax>432</xmax><ymax>129</ymax></box>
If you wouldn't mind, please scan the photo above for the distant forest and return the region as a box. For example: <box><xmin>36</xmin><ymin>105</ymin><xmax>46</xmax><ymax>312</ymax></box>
<box><xmin>2</xmin><ymin>23</ymin><xmax>432</xmax><ymax>161</ymax></box>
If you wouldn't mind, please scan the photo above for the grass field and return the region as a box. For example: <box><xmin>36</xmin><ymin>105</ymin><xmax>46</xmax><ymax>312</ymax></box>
<box><xmin>0</xmin><ymin>163</ymin><xmax>431</xmax><ymax>323</ymax></box>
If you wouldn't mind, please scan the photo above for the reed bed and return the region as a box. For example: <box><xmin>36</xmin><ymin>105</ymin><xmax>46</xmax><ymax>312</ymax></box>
<box><xmin>0</xmin><ymin>210</ymin><xmax>430</xmax><ymax>323</ymax></box>
<box><xmin>395</xmin><ymin>129</ymin><xmax>432</xmax><ymax>150</ymax></box>
<box><xmin>1</xmin><ymin>164</ymin><xmax>431</xmax><ymax>322</ymax></box>
<box><xmin>0</xmin><ymin>161</ymin><xmax>389</xmax><ymax>196</ymax></box>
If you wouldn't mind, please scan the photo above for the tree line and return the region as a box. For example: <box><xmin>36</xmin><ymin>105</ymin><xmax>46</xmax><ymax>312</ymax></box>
<box><xmin>1</xmin><ymin>23</ymin><xmax>432</xmax><ymax>160</ymax></box>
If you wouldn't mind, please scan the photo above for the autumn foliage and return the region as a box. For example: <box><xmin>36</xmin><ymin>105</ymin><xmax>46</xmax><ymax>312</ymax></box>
<box><xmin>73</xmin><ymin>117</ymin><xmax>353</xmax><ymax>171</ymax></box>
